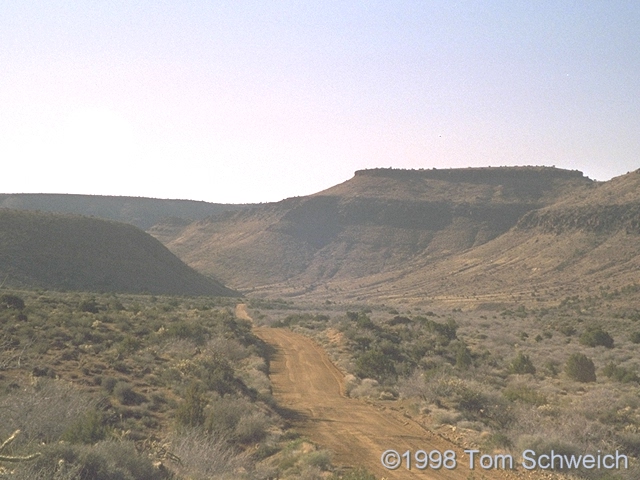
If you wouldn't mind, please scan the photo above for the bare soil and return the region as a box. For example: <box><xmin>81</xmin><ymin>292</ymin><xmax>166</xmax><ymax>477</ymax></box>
<box><xmin>252</xmin><ymin>321</ymin><xmax>530</xmax><ymax>479</ymax></box>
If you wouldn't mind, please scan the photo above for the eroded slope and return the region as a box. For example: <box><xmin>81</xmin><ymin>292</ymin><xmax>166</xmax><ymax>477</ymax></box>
<box><xmin>151</xmin><ymin>167</ymin><xmax>592</xmax><ymax>292</ymax></box>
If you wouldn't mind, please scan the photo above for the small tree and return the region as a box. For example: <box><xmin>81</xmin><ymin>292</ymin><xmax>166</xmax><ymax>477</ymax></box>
<box><xmin>509</xmin><ymin>352</ymin><xmax>536</xmax><ymax>375</ymax></box>
<box><xmin>176</xmin><ymin>382</ymin><xmax>207</xmax><ymax>428</ymax></box>
<box><xmin>579</xmin><ymin>326</ymin><xmax>614</xmax><ymax>348</ymax></box>
<box><xmin>455</xmin><ymin>344</ymin><xmax>472</xmax><ymax>369</ymax></box>
<box><xmin>355</xmin><ymin>349</ymin><xmax>396</xmax><ymax>382</ymax></box>
<box><xmin>565</xmin><ymin>353</ymin><xmax>596</xmax><ymax>382</ymax></box>
<box><xmin>61</xmin><ymin>409</ymin><xmax>107</xmax><ymax>444</ymax></box>
<box><xmin>0</xmin><ymin>294</ymin><xmax>25</xmax><ymax>311</ymax></box>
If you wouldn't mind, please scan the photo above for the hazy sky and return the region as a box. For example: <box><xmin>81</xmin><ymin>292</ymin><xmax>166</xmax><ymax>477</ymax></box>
<box><xmin>1</xmin><ymin>1</ymin><xmax>638</xmax><ymax>203</ymax></box>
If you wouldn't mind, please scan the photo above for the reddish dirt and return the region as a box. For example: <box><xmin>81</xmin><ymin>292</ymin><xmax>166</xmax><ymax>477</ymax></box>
<box><xmin>235</xmin><ymin>304</ymin><xmax>551</xmax><ymax>479</ymax></box>
<box><xmin>252</xmin><ymin>328</ymin><xmax>533</xmax><ymax>479</ymax></box>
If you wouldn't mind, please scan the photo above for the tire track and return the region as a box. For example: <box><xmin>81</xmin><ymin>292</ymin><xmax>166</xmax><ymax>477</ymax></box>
<box><xmin>241</xmin><ymin>305</ymin><xmax>532</xmax><ymax>479</ymax></box>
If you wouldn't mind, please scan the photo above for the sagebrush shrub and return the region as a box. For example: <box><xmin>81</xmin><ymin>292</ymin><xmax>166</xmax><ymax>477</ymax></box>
<box><xmin>113</xmin><ymin>382</ymin><xmax>144</xmax><ymax>406</ymax></box>
<box><xmin>602</xmin><ymin>363</ymin><xmax>639</xmax><ymax>383</ymax></box>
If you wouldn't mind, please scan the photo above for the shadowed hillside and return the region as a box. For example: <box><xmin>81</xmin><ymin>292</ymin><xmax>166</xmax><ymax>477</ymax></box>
<box><xmin>0</xmin><ymin>193</ymin><xmax>248</xmax><ymax>230</ymax></box>
<box><xmin>0</xmin><ymin>209</ymin><xmax>238</xmax><ymax>296</ymax></box>
<box><xmin>149</xmin><ymin>166</ymin><xmax>594</xmax><ymax>294</ymax></box>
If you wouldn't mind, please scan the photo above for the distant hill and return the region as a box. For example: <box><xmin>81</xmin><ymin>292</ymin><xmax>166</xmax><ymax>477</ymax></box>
<box><xmin>148</xmin><ymin>166</ymin><xmax>596</xmax><ymax>296</ymax></box>
<box><xmin>0</xmin><ymin>193</ymin><xmax>249</xmax><ymax>230</ymax></box>
<box><xmin>0</xmin><ymin>209</ymin><xmax>239</xmax><ymax>296</ymax></box>
<box><xmin>259</xmin><ymin>168</ymin><xmax>640</xmax><ymax>307</ymax></box>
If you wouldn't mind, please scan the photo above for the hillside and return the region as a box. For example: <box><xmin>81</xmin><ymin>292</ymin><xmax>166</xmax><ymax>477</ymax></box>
<box><xmin>0</xmin><ymin>209</ymin><xmax>238</xmax><ymax>296</ymax></box>
<box><xmin>0</xmin><ymin>193</ymin><xmax>248</xmax><ymax>230</ymax></box>
<box><xmin>261</xmin><ymin>169</ymin><xmax>640</xmax><ymax>307</ymax></box>
<box><xmin>149</xmin><ymin>166</ymin><xmax>596</xmax><ymax>295</ymax></box>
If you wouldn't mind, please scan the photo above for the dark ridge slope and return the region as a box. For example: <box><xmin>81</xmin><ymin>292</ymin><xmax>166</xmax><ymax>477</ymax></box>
<box><xmin>0</xmin><ymin>193</ymin><xmax>249</xmax><ymax>230</ymax></box>
<box><xmin>517</xmin><ymin>169</ymin><xmax>640</xmax><ymax>234</ymax></box>
<box><xmin>517</xmin><ymin>203</ymin><xmax>640</xmax><ymax>234</ymax></box>
<box><xmin>0</xmin><ymin>209</ymin><xmax>238</xmax><ymax>296</ymax></box>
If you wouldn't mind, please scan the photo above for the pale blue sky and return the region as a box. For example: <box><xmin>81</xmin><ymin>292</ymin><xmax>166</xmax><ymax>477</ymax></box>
<box><xmin>1</xmin><ymin>1</ymin><xmax>638</xmax><ymax>203</ymax></box>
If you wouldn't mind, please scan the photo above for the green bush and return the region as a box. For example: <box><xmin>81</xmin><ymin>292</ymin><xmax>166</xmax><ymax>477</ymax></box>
<box><xmin>423</xmin><ymin>318</ymin><xmax>458</xmax><ymax>343</ymax></box>
<box><xmin>197</xmin><ymin>356</ymin><xmax>237</xmax><ymax>395</ymax></box>
<box><xmin>347</xmin><ymin>311</ymin><xmax>375</xmax><ymax>330</ymax></box>
<box><xmin>61</xmin><ymin>409</ymin><xmax>107</xmax><ymax>444</ymax></box>
<box><xmin>602</xmin><ymin>363</ymin><xmax>639</xmax><ymax>383</ymax></box>
<box><xmin>565</xmin><ymin>353</ymin><xmax>596</xmax><ymax>382</ymax></box>
<box><xmin>166</xmin><ymin>320</ymin><xmax>207</xmax><ymax>344</ymax></box>
<box><xmin>579</xmin><ymin>326</ymin><xmax>614</xmax><ymax>348</ymax></box>
<box><xmin>509</xmin><ymin>352</ymin><xmax>536</xmax><ymax>374</ymax></box>
<box><xmin>205</xmin><ymin>396</ymin><xmax>244</xmax><ymax>435</ymax></box>
<box><xmin>79</xmin><ymin>298</ymin><xmax>100</xmax><ymax>313</ymax></box>
<box><xmin>234</xmin><ymin>412</ymin><xmax>269</xmax><ymax>444</ymax></box>
<box><xmin>117</xmin><ymin>335</ymin><xmax>141</xmax><ymax>354</ymax></box>
<box><xmin>113</xmin><ymin>382</ymin><xmax>145</xmax><ymax>406</ymax></box>
<box><xmin>455</xmin><ymin>387</ymin><xmax>487</xmax><ymax>414</ymax></box>
<box><xmin>455</xmin><ymin>344</ymin><xmax>472</xmax><ymax>369</ymax></box>
<box><xmin>101</xmin><ymin>376</ymin><xmax>118</xmax><ymax>394</ymax></box>
<box><xmin>354</xmin><ymin>349</ymin><xmax>396</xmax><ymax>382</ymax></box>
<box><xmin>176</xmin><ymin>382</ymin><xmax>207</xmax><ymax>428</ymax></box>
<box><xmin>0</xmin><ymin>294</ymin><xmax>25</xmax><ymax>310</ymax></box>
<box><xmin>18</xmin><ymin>441</ymin><xmax>162</xmax><ymax>480</ymax></box>
<box><xmin>630</xmin><ymin>332</ymin><xmax>640</xmax><ymax>344</ymax></box>
<box><xmin>503</xmin><ymin>385</ymin><xmax>547</xmax><ymax>406</ymax></box>
<box><xmin>302</xmin><ymin>450</ymin><xmax>331</xmax><ymax>471</ymax></box>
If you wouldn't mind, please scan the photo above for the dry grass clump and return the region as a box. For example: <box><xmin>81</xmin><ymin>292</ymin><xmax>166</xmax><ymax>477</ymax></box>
<box><xmin>7</xmin><ymin>440</ymin><xmax>162</xmax><ymax>480</ymax></box>
<box><xmin>169</xmin><ymin>428</ymin><xmax>248</xmax><ymax>480</ymax></box>
<box><xmin>0</xmin><ymin>379</ymin><xmax>97</xmax><ymax>444</ymax></box>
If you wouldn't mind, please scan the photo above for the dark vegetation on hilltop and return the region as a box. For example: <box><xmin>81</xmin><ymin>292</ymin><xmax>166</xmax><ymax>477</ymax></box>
<box><xmin>0</xmin><ymin>209</ymin><xmax>238</xmax><ymax>296</ymax></box>
<box><xmin>355</xmin><ymin>165</ymin><xmax>586</xmax><ymax>184</ymax></box>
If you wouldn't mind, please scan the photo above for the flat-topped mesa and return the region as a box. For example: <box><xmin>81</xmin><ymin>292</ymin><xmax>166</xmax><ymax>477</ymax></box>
<box><xmin>354</xmin><ymin>166</ymin><xmax>588</xmax><ymax>184</ymax></box>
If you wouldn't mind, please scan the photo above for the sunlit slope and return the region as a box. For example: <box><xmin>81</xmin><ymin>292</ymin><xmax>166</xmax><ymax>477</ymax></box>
<box><xmin>0</xmin><ymin>209</ymin><xmax>238</xmax><ymax>296</ymax></box>
<box><xmin>150</xmin><ymin>167</ymin><xmax>594</xmax><ymax>292</ymax></box>
<box><xmin>286</xmin><ymin>169</ymin><xmax>640</xmax><ymax>306</ymax></box>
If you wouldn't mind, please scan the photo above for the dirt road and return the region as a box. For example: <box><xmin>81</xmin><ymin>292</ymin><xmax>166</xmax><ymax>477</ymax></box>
<box><xmin>245</xmin><ymin>309</ymin><xmax>527</xmax><ymax>480</ymax></box>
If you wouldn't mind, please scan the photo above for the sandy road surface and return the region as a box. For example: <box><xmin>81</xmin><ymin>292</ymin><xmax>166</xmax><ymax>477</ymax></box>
<box><xmin>238</xmin><ymin>308</ymin><xmax>529</xmax><ymax>480</ymax></box>
<box><xmin>237</xmin><ymin>305</ymin><xmax>530</xmax><ymax>479</ymax></box>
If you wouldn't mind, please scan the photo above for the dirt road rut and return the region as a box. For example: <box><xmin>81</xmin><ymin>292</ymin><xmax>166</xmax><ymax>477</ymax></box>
<box><xmin>252</xmin><ymin>321</ymin><xmax>525</xmax><ymax>480</ymax></box>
